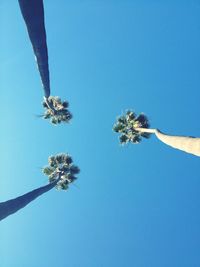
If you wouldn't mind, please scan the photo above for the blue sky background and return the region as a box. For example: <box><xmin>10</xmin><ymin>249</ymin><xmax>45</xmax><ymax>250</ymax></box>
<box><xmin>0</xmin><ymin>1</ymin><xmax>200</xmax><ymax>266</ymax></box>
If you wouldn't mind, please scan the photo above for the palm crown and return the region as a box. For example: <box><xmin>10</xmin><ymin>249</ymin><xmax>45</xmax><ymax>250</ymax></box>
<box><xmin>43</xmin><ymin>96</ymin><xmax>72</xmax><ymax>125</ymax></box>
<box><xmin>113</xmin><ymin>110</ymin><xmax>151</xmax><ymax>144</ymax></box>
<box><xmin>43</xmin><ymin>153</ymin><xmax>80</xmax><ymax>190</ymax></box>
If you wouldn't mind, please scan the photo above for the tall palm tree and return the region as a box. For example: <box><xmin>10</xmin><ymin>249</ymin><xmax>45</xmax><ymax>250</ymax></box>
<box><xmin>42</xmin><ymin>96</ymin><xmax>72</xmax><ymax>125</ymax></box>
<box><xmin>113</xmin><ymin>110</ymin><xmax>200</xmax><ymax>157</ymax></box>
<box><xmin>18</xmin><ymin>0</ymin><xmax>72</xmax><ymax>124</ymax></box>
<box><xmin>0</xmin><ymin>153</ymin><xmax>80</xmax><ymax>221</ymax></box>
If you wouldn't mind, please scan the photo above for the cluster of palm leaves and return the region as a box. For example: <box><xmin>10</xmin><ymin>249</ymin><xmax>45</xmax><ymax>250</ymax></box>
<box><xmin>43</xmin><ymin>153</ymin><xmax>80</xmax><ymax>190</ymax></box>
<box><xmin>42</xmin><ymin>96</ymin><xmax>72</xmax><ymax>125</ymax></box>
<box><xmin>113</xmin><ymin>110</ymin><xmax>151</xmax><ymax>144</ymax></box>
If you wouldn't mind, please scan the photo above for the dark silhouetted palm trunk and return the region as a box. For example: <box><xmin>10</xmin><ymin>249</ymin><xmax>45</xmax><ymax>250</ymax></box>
<box><xmin>0</xmin><ymin>178</ymin><xmax>59</xmax><ymax>221</ymax></box>
<box><xmin>135</xmin><ymin>128</ymin><xmax>200</xmax><ymax>157</ymax></box>
<box><xmin>18</xmin><ymin>0</ymin><xmax>50</xmax><ymax>98</ymax></box>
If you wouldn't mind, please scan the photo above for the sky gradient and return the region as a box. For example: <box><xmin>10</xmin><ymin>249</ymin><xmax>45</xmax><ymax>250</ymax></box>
<box><xmin>0</xmin><ymin>1</ymin><xmax>200</xmax><ymax>266</ymax></box>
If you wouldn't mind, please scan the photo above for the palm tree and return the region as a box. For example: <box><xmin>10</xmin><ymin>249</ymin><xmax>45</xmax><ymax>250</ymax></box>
<box><xmin>18</xmin><ymin>0</ymin><xmax>72</xmax><ymax>124</ymax></box>
<box><xmin>113</xmin><ymin>110</ymin><xmax>200</xmax><ymax>157</ymax></box>
<box><xmin>42</xmin><ymin>96</ymin><xmax>72</xmax><ymax>125</ymax></box>
<box><xmin>0</xmin><ymin>153</ymin><xmax>80</xmax><ymax>221</ymax></box>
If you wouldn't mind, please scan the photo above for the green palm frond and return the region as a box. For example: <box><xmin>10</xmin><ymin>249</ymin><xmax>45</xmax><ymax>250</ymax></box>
<box><xmin>120</xmin><ymin>134</ymin><xmax>129</xmax><ymax>144</ymax></box>
<box><xmin>59</xmin><ymin>182</ymin><xmax>69</xmax><ymax>190</ymax></box>
<box><xmin>48</xmin><ymin>157</ymin><xmax>58</xmax><ymax>168</ymax></box>
<box><xmin>136</xmin><ymin>114</ymin><xmax>150</xmax><ymax>128</ymax></box>
<box><xmin>42</xmin><ymin>102</ymin><xmax>48</xmax><ymax>108</ymax></box>
<box><xmin>51</xmin><ymin>117</ymin><xmax>58</xmax><ymax>124</ymax></box>
<box><xmin>113</xmin><ymin>123</ymin><xmax>125</xmax><ymax>133</ymax></box>
<box><xmin>62</xmin><ymin>101</ymin><xmax>69</xmax><ymax>108</ymax></box>
<box><xmin>42</xmin><ymin>166</ymin><xmax>55</xmax><ymax>176</ymax></box>
<box><xmin>55</xmin><ymin>154</ymin><xmax>63</xmax><ymax>164</ymax></box>
<box><xmin>44</xmin><ymin>113</ymin><xmax>51</xmax><ymax>119</ymax></box>
<box><xmin>70</xmin><ymin>165</ymin><xmax>80</xmax><ymax>175</ymax></box>
<box><xmin>57</xmin><ymin>180</ymin><xmax>70</xmax><ymax>190</ymax></box>
<box><xmin>130</xmin><ymin>135</ymin><xmax>141</xmax><ymax>144</ymax></box>
<box><xmin>64</xmin><ymin>155</ymin><xmax>73</xmax><ymax>165</ymax></box>
<box><xmin>126</xmin><ymin>110</ymin><xmax>136</xmax><ymax>121</ymax></box>
<box><xmin>117</xmin><ymin>116</ymin><xmax>126</xmax><ymax>124</ymax></box>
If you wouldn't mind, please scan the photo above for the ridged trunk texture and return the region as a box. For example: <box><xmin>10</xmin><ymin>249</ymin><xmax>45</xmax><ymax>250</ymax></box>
<box><xmin>136</xmin><ymin>128</ymin><xmax>200</xmax><ymax>157</ymax></box>
<box><xmin>155</xmin><ymin>130</ymin><xmax>200</xmax><ymax>157</ymax></box>
<box><xmin>0</xmin><ymin>179</ymin><xmax>59</xmax><ymax>221</ymax></box>
<box><xmin>18</xmin><ymin>0</ymin><xmax>50</xmax><ymax>98</ymax></box>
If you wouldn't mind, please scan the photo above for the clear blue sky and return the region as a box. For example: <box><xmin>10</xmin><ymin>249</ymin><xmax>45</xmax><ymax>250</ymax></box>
<box><xmin>0</xmin><ymin>1</ymin><xmax>200</xmax><ymax>266</ymax></box>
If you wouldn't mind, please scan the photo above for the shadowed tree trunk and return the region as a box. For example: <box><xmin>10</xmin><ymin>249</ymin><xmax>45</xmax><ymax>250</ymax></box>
<box><xmin>18</xmin><ymin>0</ymin><xmax>50</xmax><ymax>98</ymax></box>
<box><xmin>135</xmin><ymin>128</ymin><xmax>200</xmax><ymax>157</ymax></box>
<box><xmin>0</xmin><ymin>178</ymin><xmax>59</xmax><ymax>221</ymax></box>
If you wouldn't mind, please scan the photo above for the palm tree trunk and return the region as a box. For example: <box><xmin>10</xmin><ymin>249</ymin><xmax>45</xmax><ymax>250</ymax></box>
<box><xmin>135</xmin><ymin>128</ymin><xmax>200</xmax><ymax>157</ymax></box>
<box><xmin>0</xmin><ymin>178</ymin><xmax>59</xmax><ymax>221</ymax></box>
<box><xmin>18</xmin><ymin>0</ymin><xmax>50</xmax><ymax>98</ymax></box>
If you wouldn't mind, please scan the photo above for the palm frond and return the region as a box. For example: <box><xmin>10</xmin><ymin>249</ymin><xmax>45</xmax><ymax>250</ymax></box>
<box><xmin>43</xmin><ymin>166</ymin><xmax>55</xmax><ymax>176</ymax></box>
<box><xmin>113</xmin><ymin>123</ymin><xmax>125</xmax><ymax>133</ymax></box>
<box><xmin>136</xmin><ymin>114</ymin><xmax>150</xmax><ymax>128</ymax></box>
<box><xmin>126</xmin><ymin>110</ymin><xmax>136</xmax><ymax>121</ymax></box>
<box><xmin>117</xmin><ymin>116</ymin><xmax>126</xmax><ymax>124</ymax></box>
<box><xmin>131</xmin><ymin>135</ymin><xmax>141</xmax><ymax>144</ymax></box>
<box><xmin>119</xmin><ymin>134</ymin><xmax>129</xmax><ymax>144</ymax></box>
<box><xmin>70</xmin><ymin>165</ymin><xmax>80</xmax><ymax>175</ymax></box>
<box><xmin>62</xmin><ymin>101</ymin><xmax>69</xmax><ymax>108</ymax></box>
<box><xmin>65</xmin><ymin>155</ymin><xmax>73</xmax><ymax>165</ymax></box>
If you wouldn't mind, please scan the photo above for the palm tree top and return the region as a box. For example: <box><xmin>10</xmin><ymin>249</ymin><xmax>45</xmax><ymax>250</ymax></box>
<box><xmin>113</xmin><ymin>110</ymin><xmax>151</xmax><ymax>145</ymax></box>
<box><xmin>43</xmin><ymin>153</ymin><xmax>80</xmax><ymax>190</ymax></box>
<box><xmin>43</xmin><ymin>96</ymin><xmax>72</xmax><ymax>125</ymax></box>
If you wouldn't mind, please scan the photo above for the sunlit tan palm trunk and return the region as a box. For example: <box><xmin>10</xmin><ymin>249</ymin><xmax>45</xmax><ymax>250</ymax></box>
<box><xmin>135</xmin><ymin>128</ymin><xmax>200</xmax><ymax>157</ymax></box>
<box><xmin>0</xmin><ymin>177</ymin><xmax>60</xmax><ymax>221</ymax></box>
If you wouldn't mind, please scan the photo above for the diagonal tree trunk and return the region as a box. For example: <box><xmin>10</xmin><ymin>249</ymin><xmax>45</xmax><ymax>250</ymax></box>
<box><xmin>18</xmin><ymin>0</ymin><xmax>50</xmax><ymax>98</ymax></box>
<box><xmin>135</xmin><ymin>128</ymin><xmax>200</xmax><ymax>157</ymax></box>
<box><xmin>0</xmin><ymin>177</ymin><xmax>60</xmax><ymax>221</ymax></box>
